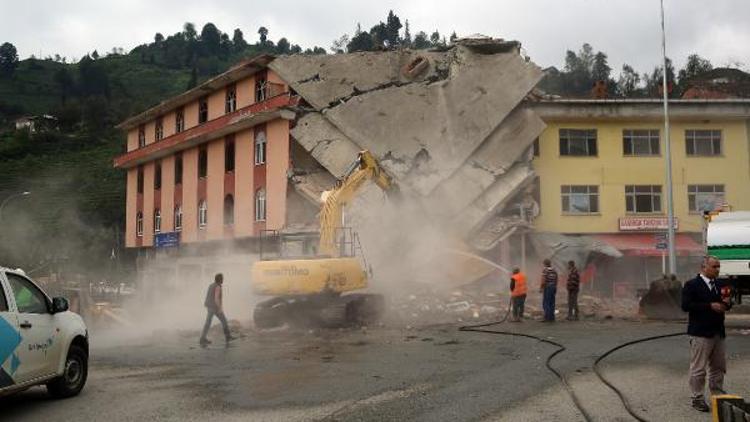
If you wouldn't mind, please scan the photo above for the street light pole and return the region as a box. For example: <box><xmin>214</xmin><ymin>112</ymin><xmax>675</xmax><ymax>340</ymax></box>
<box><xmin>0</xmin><ymin>191</ymin><xmax>31</xmax><ymax>221</ymax></box>
<box><xmin>660</xmin><ymin>0</ymin><xmax>677</xmax><ymax>275</ymax></box>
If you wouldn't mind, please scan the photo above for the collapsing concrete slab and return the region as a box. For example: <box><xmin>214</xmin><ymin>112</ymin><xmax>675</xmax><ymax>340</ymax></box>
<box><xmin>277</xmin><ymin>38</ymin><xmax>545</xmax><ymax>253</ymax></box>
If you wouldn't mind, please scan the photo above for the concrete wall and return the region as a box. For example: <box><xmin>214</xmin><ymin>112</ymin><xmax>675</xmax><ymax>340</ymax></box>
<box><xmin>533</xmin><ymin>119</ymin><xmax>750</xmax><ymax>234</ymax></box>
<box><xmin>161</xmin><ymin>155</ymin><xmax>175</xmax><ymax>233</ymax></box>
<box><xmin>127</xmin><ymin>129</ymin><xmax>138</xmax><ymax>152</ymax></box>
<box><xmin>125</xmin><ymin>168</ymin><xmax>137</xmax><ymax>247</ymax></box>
<box><xmin>181</xmin><ymin>148</ymin><xmax>199</xmax><ymax>243</ymax></box>
<box><xmin>234</xmin><ymin>128</ymin><xmax>255</xmax><ymax>237</ymax></box>
<box><xmin>142</xmin><ymin>162</ymin><xmax>155</xmax><ymax>245</ymax></box>
<box><xmin>207</xmin><ymin>138</ymin><xmax>225</xmax><ymax>239</ymax></box>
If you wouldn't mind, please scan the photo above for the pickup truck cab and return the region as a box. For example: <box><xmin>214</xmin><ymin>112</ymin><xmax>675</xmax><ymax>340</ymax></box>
<box><xmin>0</xmin><ymin>266</ymin><xmax>88</xmax><ymax>398</ymax></box>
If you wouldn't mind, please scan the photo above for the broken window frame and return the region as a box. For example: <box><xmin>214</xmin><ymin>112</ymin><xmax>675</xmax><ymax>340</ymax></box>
<box><xmin>561</xmin><ymin>185</ymin><xmax>599</xmax><ymax>214</ymax></box>
<box><xmin>255</xmin><ymin>189</ymin><xmax>266</xmax><ymax>222</ymax></box>
<box><xmin>559</xmin><ymin>129</ymin><xmax>597</xmax><ymax>157</ymax></box>
<box><xmin>136</xmin><ymin>212</ymin><xmax>143</xmax><ymax>237</ymax></box>
<box><xmin>686</xmin><ymin>129</ymin><xmax>722</xmax><ymax>156</ymax></box>
<box><xmin>198</xmin><ymin>200</ymin><xmax>208</xmax><ymax>228</ymax></box>
<box><xmin>155</xmin><ymin>117</ymin><xmax>164</xmax><ymax>141</ymax></box>
<box><xmin>255</xmin><ymin>78</ymin><xmax>267</xmax><ymax>103</ymax></box>
<box><xmin>255</xmin><ymin>131</ymin><xmax>267</xmax><ymax>165</ymax></box>
<box><xmin>688</xmin><ymin>184</ymin><xmax>725</xmax><ymax>213</ymax></box>
<box><xmin>175</xmin><ymin>107</ymin><xmax>185</xmax><ymax>133</ymax></box>
<box><xmin>154</xmin><ymin>209</ymin><xmax>161</xmax><ymax>234</ymax></box>
<box><xmin>625</xmin><ymin>185</ymin><xmax>662</xmax><ymax>214</ymax></box>
<box><xmin>174</xmin><ymin>205</ymin><xmax>183</xmax><ymax>232</ymax></box>
<box><xmin>138</xmin><ymin>125</ymin><xmax>146</xmax><ymax>148</ymax></box>
<box><xmin>198</xmin><ymin>97</ymin><xmax>209</xmax><ymax>124</ymax></box>
<box><xmin>623</xmin><ymin>129</ymin><xmax>660</xmax><ymax>156</ymax></box>
<box><xmin>225</xmin><ymin>84</ymin><xmax>237</xmax><ymax>114</ymax></box>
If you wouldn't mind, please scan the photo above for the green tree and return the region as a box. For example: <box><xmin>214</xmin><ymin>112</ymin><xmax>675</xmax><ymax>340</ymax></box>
<box><xmin>257</xmin><ymin>26</ymin><xmax>269</xmax><ymax>45</ymax></box>
<box><xmin>154</xmin><ymin>33</ymin><xmax>164</xmax><ymax>44</ymax></box>
<box><xmin>54</xmin><ymin>67</ymin><xmax>74</xmax><ymax>104</ymax></box>
<box><xmin>430</xmin><ymin>31</ymin><xmax>442</xmax><ymax>47</ymax></box>
<box><xmin>370</xmin><ymin>22</ymin><xmax>388</xmax><ymax>47</ymax></box>
<box><xmin>200</xmin><ymin>23</ymin><xmax>221</xmax><ymax>55</ymax></box>
<box><xmin>592</xmin><ymin>52</ymin><xmax>611</xmax><ymax>82</ymax></box>
<box><xmin>232</xmin><ymin>28</ymin><xmax>247</xmax><ymax>51</ymax></box>
<box><xmin>644</xmin><ymin>57</ymin><xmax>676</xmax><ymax>97</ymax></box>
<box><xmin>678</xmin><ymin>54</ymin><xmax>713</xmax><ymax>84</ymax></box>
<box><xmin>0</xmin><ymin>42</ymin><xmax>19</xmax><ymax>76</ymax></box>
<box><xmin>385</xmin><ymin>10</ymin><xmax>402</xmax><ymax>47</ymax></box>
<box><xmin>331</xmin><ymin>34</ymin><xmax>349</xmax><ymax>54</ymax></box>
<box><xmin>617</xmin><ymin>64</ymin><xmax>641</xmax><ymax>97</ymax></box>
<box><xmin>413</xmin><ymin>32</ymin><xmax>431</xmax><ymax>49</ymax></box>
<box><xmin>183</xmin><ymin>22</ymin><xmax>197</xmax><ymax>40</ymax></box>
<box><xmin>348</xmin><ymin>24</ymin><xmax>374</xmax><ymax>52</ymax></box>
<box><xmin>276</xmin><ymin>37</ymin><xmax>290</xmax><ymax>54</ymax></box>
<box><xmin>450</xmin><ymin>31</ymin><xmax>458</xmax><ymax>44</ymax></box>
<box><xmin>403</xmin><ymin>20</ymin><xmax>412</xmax><ymax>47</ymax></box>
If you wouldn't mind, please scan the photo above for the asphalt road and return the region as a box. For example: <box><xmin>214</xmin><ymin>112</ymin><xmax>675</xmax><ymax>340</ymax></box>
<box><xmin>2</xmin><ymin>319</ymin><xmax>750</xmax><ymax>422</ymax></box>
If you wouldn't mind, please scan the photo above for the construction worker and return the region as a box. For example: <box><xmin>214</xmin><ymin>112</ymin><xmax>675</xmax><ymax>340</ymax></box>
<box><xmin>566</xmin><ymin>261</ymin><xmax>580</xmax><ymax>321</ymax></box>
<box><xmin>682</xmin><ymin>256</ymin><xmax>732</xmax><ymax>413</ymax></box>
<box><xmin>199</xmin><ymin>273</ymin><xmax>236</xmax><ymax>346</ymax></box>
<box><xmin>509</xmin><ymin>268</ymin><xmax>527</xmax><ymax>322</ymax></box>
<box><xmin>539</xmin><ymin>259</ymin><xmax>558</xmax><ymax>322</ymax></box>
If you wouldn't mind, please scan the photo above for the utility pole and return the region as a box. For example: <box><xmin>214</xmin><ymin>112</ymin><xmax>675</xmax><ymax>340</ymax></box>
<box><xmin>660</xmin><ymin>0</ymin><xmax>677</xmax><ymax>275</ymax></box>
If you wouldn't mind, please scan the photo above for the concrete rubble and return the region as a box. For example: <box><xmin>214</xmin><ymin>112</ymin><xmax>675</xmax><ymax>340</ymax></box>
<box><xmin>272</xmin><ymin>37</ymin><xmax>546</xmax><ymax>252</ymax></box>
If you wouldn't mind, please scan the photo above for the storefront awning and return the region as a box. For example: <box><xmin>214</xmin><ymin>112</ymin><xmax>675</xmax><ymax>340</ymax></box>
<box><xmin>593</xmin><ymin>233</ymin><xmax>703</xmax><ymax>257</ymax></box>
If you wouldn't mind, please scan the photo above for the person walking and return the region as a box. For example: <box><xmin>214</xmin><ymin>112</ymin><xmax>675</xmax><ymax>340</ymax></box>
<box><xmin>539</xmin><ymin>259</ymin><xmax>558</xmax><ymax>322</ymax></box>
<box><xmin>682</xmin><ymin>256</ymin><xmax>732</xmax><ymax>412</ymax></box>
<box><xmin>199</xmin><ymin>273</ymin><xmax>236</xmax><ymax>346</ymax></box>
<box><xmin>566</xmin><ymin>261</ymin><xmax>580</xmax><ymax>321</ymax></box>
<box><xmin>509</xmin><ymin>268</ymin><xmax>527</xmax><ymax>322</ymax></box>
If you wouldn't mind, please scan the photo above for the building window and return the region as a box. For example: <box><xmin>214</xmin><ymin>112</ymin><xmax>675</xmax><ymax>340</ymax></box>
<box><xmin>561</xmin><ymin>185</ymin><xmax>599</xmax><ymax>214</ymax></box>
<box><xmin>154</xmin><ymin>209</ymin><xmax>161</xmax><ymax>233</ymax></box>
<box><xmin>532</xmin><ymin>138</ymin><xmax>540</xmax><ymax>157</ymax></box>
<box><xmin>154</xmin><ymin>162</ymin><xmax>162</xmax><ymax>190</ymax></box>
<box><xmin>198</xmin><ymin>147</ymin><xmax>208</xmax><ymax>178</ymax></box>
<box><xmin>198</xmin><ymin>97</ymin><xmax>208</xmax><ymax>124</ymax></box>
<box><xmin>625</xmin><ymin>185</ymin><xmax>662</xmax><ymax>214</ymax></box>
<box><xmin>175</xmin><ymin>153</ymin><xmax>183</xmax><ymax>185</ymax></box>
<box><xmin>225</xmin><ymin>138</ymin><xmax>235</xmax><ymax>172</ymax></box>
<box><xmin>225</xmin><ymin>84</ymin><xmax>237</xmax><ymax>113</ymax></box>
<box><xmin>136</xmin><ymin>212</ymin><xmax>143</xmax><ymax>237</ymax></box>
<box><xmin>255</xmin><ymin>78</ymin><xmax>267</xmax><ymax>103</ymax></box>
<box><xmin>623</xmin><ymin>129</ymin><xmax>659</xmax><ymax>156</ymax></box>
<box><xmin>155</xmin><ymin>117</ymin><xmax>164</xmax><ymax>141</ymax></box>
<box><xmin>688</xmin><ymin>185</ymin><xmax>725</xmax><ymax>213</ymax></box>
<box><xmin>137</xmin><ymin>166</ymin><xmax>144</xmax><ymax>194</ymax></box>
<box><xmin>224</xmin><ymin>195</ymin><xmax>234</xmax><ymax>226</ymax></box>
<box><xmin>138</xmin><ymin>125</ymin><xmax>146</xmax><ymax>148</ymax></box>
<box><xmin>198</xmin><ymin>200</ymin><xmax>207</xmax><ymax>228</ymax></box>
<box><xmin>559</xmin><ymin>129</ymin><xmax>597</xmax><ymax>156</ymax></box>
<box><xmin>686</xmin><ymin>130</ymin><xmax>722</xmax><ymax>156</ymax></box>
<box><xmin>174</xmin><ymin>205</ymin><xmax>183</xmax><ymax>231</ymax></box>
<box><xmin>175</xmin><ymin>107</ymin><xmax>185</xmax><ymax>133</ymax></box>
<box><xmin>255</xmin><ymin>131</ymin><xmax>267</xmax><ymax>165</ymax></box>
<box><xmin>255</xmin><ymin>189</ymin><xmax>266</xmax><ymax>221</ymax></box>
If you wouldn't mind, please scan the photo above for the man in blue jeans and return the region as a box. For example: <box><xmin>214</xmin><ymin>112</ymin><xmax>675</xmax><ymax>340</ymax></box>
<box><xmin>539</xmin><ymin>259</ymin><xmax>558</xmax><ymax>322</ymax></box>
<box><xmin>199</xmin><ymin>273</ymin><xmax>237</xmax><ymax>346</ymax></box>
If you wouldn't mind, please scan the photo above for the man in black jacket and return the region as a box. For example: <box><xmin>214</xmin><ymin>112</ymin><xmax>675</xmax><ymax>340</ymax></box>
<box><xmin>681</xmin><ymin>256</ymin><xmax>731</xmax><ymax>412</ymax></box>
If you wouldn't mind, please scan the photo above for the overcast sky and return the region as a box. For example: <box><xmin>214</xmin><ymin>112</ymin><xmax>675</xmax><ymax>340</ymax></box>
<box><xmin>1</xmin><ymin>0</ymin><xmax>749</xmax><ymax>76</ymax></box>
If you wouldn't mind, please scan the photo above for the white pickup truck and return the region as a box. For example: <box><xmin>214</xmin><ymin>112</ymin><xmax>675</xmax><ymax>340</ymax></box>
<box><xmin>0</xmin><ymin>266</ymin><xmax>88</xmax><ymax>398</ymax></box>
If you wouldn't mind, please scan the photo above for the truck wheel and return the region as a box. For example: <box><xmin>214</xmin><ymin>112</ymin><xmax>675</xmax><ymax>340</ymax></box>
<box><xmin>47</xmin><ymin>345</ymin><xmax>88</xmax><ymax>398</ymax></box>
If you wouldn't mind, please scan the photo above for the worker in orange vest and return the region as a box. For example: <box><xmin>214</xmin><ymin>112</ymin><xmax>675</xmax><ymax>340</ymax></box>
<box><xmin>510</xmin><ymin>268</ymin><xmax>528</xmax><ymax>322</ymax></box>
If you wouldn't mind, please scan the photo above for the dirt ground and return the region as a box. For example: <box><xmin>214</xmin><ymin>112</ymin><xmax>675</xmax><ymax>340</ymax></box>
<box><xmin>3</xmin><ymin>315</ymin><xmax>750</xmax><ymax>422</ymax></box>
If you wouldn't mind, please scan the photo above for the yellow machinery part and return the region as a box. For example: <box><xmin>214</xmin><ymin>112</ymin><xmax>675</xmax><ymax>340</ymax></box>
<box><xmin>252</xmin><ymin>257</ymin><xmax>367</xmax><ymax>296</ymax></box>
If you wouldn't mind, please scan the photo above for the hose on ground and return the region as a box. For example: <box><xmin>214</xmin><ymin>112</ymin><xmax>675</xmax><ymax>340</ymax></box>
<box><xmin>592</xmin><ymin>331</ymin><xmax>685</xmax><ymax>422</ymax></box>
<box><xmin>459</xmin><ymin>298</ymin><xmax>594</xmax><ymax>422</ymax></box>
<box><xmin>459</xmin><ymin>297</ymin><xmax>686</xmax><ymax>422</ymax></box>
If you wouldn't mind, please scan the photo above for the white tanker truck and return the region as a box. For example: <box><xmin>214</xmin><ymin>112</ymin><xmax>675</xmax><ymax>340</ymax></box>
<box><xmin>706</xmin><ymin>211</ymin><xmax>750</xmax><ymax>304</ymax></box>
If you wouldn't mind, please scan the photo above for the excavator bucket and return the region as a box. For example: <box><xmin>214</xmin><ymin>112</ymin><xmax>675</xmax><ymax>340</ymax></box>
<box><xmin>638</xmin><ymin>276</ymin><xmax>685</xmax><ymax>320</ymax></box>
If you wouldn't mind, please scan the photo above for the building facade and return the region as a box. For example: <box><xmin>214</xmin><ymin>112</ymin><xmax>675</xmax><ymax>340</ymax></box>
<box><xmin>529</xmin><ymin>99</ymin><xmax>750</xmax><ymax>285</ymax></box>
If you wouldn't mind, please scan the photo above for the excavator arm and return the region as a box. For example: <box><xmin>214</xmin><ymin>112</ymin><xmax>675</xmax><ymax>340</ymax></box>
<box><xmin>318</xmin><ymin>150</ymin><xmax>396</xmax><ymax>256</ymax></box>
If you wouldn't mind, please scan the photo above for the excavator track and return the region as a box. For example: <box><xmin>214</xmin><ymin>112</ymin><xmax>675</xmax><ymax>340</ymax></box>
<box><xmin>253</xmin><ymin>293</ymin><xmax>385</xmax><ymax>329</ymax></box>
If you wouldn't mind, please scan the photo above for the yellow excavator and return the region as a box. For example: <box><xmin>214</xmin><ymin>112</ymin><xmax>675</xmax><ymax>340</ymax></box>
<box><xmin>251</xmin><ymin>150</ymin><xmax>397</xmax><ymax>328</ymax></box>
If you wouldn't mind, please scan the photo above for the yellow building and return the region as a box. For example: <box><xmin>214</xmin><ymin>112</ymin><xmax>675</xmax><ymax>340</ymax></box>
<box><xmin>528</xmin><ymin>99</ymin><xmax>750</xmax><ymax>285</ymax></box>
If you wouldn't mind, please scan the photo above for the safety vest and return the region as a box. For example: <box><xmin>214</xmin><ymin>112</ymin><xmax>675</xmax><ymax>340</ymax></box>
<box><xmin>511</xmin><ymin>273</ymin><xmax>527</xmax><ymax>297</ymax></box>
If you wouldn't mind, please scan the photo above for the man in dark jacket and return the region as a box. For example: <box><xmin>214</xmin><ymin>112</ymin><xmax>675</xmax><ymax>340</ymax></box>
<box><xmin>681</xmin><ymin>256</ymin><xmax>731</xmax><ymax>412</ymax></box>
<box><xmin>199</xmin><ymin>273</ymin><xmax>236</xmax><ymax>346</ymax></box>
<box><xmin>566</xmin><ymin>261</ymin><xmax>580</xmax><ymax>321</ymax></box>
